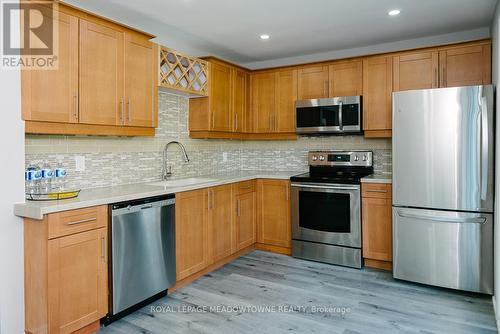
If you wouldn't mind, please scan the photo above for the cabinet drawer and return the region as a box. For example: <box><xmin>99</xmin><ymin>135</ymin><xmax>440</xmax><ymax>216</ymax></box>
<box><xmin>48</xmin><ymin>205</ymin><xmax>108</xmax><ymax>239</ymax></box>
<box><xmin>236</xmin><ymin>180</ymin><xmax>256</xmax><ymax>195</ymax></box>
<box><xmin>362</xmin><ymin>183</ymin><xmax>392</xmax><ymax>199</ymax></box>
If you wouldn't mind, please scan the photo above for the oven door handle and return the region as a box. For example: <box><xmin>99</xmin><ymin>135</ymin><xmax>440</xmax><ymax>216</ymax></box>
<box><xmin>291</xmin><ymin>183</ymin><xmax>359</xmax><ymax>191</ymax></box>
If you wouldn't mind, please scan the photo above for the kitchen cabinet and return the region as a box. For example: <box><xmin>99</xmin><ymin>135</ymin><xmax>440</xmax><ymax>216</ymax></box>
<box><xmin>24</xmin><ymin>205</ymin><xmax>108</xmax><ymax>334</ymax></box>
<box><xmin>175</xmin><ymin>188</ymin><xmax>210</xmax><ymax>281</ymax></box>
<box><xmin>250</xmin><ymin>71</ymin><xmax>277</xmax><ymax>133</ymax></box>
<box><xmin>189</xmin><ymin>58</ymin><xmax>251</xmax><ymax>135</ymax></box>
<box><xmin>362</xmin><ymin>55</ymin><xmax>393</xmax><ymax>138</ymax></box>
<box><xmin>21</xmin><ymin>10</ymin><xmax>79</xmax><ymax>124</ymax></box>
<box><xmin>233</xmin><ymin>181</ymin><xmax>256</xmax><ymax>251</ymax></box>
<box><xmin>257</xmin><ymin>179</ymin><xmax>291</xmax><ymax>249</ymax></box>
<box><xmin>393</xmin><ymin>51</ymin><xmax>439</xmax><ymax>91</ymax></box>
<box><xmin>232</xmin><ymin>68</ymin><xmax>248</xmax><ymax>132</ymax></box>
<box><xmin>275</xmin><ymin>69</ymin><xmax>298</xmax><ymax>133</ymax></box>
<box><xmin>209</xmin><ymin>184</ymin><xmax>234</xmax><ymax>262</ymax></box>
<box><xmin>439</xmin><ymin>44</ymin><xmax>491</xmax><ymax>87</ymax></box>
<box><xmin>79</xmin><ymin>19</ymin><xmax>124</xmax><ymax>126</ymax></box>
<box><xmin>361</xmin><ymin>183</ymin><xmax>392</xmax><ymax>270</ymax></box>
<box><xmin>328</xmin><ymin>60</ymin><xmax>363</xmax><ymax>97</ymax></box>
<box><xmin>297</xmin><ymin>65</ymin><xmax>329</xmax><ymax>99</ymax></box>
<box><xmin>22</xmin><ymin>4</ymin><xmax>157</xmax><ymax>136</ymax></box>
<box><xmin>124</xmin><ymin>33</ymin><xmax>158</xmax><ymax>127</ymax></box>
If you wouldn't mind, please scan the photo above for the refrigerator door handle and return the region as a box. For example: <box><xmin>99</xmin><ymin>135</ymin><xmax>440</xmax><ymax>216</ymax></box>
<box><xmin>480</xmin><ymin>90</ymin><xmax>489</xmax><ymax>201</ymax></box>
<box><xmin>396</xmin><ymin>210</ymin><xmax>486</xmax><ymax>224</ymax></box>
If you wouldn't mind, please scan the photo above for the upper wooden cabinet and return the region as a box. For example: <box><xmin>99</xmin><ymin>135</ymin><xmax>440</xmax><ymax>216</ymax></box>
<box><xmin>328</xmin><ymin>60</ymin><xmax>363</xmax><ymax>97</ymax></box>
<box><xmin>189</xmin><ymin>59</ymin><xmax>249</xmax><ymax>134</ymax></box>
<box><xmin>275</xmin><ymin>69</ymin><xmax>298</xmax><ymax>133</ymax></box>
<box><xmin>297</xmin><ymin>65</ymin><xmax>329</xmax><ymax>99</ymax></box>
<box><xmin>124</xmin><ymin>34</ymin><xmax>158</xmax><ymax>127</ymax></box>
<box><xmin>22</xmin><ymin>4</ymin><xmax>158</xmax><ymax>136</ymax></box>
<box><xmin>79</xmin><ymin>20</ymin><xmax>124</xmax><ymax>126</ymax></box>
<box><xmin>393</xmin><ymin>51</ymin><xmax>439</xmax><ymax>91</ymax></box>
<box><xmin>439</xmin><ymin>44</ymin><xmax>491</xmax><ymax>87</ymax></box>
<box><xmin>363</xmin><ymin>55</ymin><xmax>393</xmax><ymax>138</ymax></box>
<box><xmin>22</xmin><ymin>11</ymin><xmax>79</xmax><ymax>124</ymax></box>
<box><xmin>297</xmin><ymin>61</ymin><xmax>362</xmax><ymax>100</ymax></box>
<box><xmin>257</xmin><ymin>179</ymin><xmax>291</xmax><ymax>249</ymax></box>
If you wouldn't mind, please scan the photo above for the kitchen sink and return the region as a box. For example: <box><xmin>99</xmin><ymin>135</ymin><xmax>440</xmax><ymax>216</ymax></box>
<box><xmin>149</xmin><ymin>177</ymin><xmax>218</xmax><ymax>188</ymax></box>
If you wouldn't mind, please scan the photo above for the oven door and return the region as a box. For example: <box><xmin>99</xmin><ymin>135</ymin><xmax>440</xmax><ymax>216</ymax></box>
<box><xmin>291</xmin><ymin>183</ymin><xmax>360</xmax><ymax>248</ymax></box>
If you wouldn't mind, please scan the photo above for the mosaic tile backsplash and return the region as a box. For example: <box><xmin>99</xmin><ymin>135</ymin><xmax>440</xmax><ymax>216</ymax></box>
<box><xmin>25</xmin><ymin>91</ymin><xmax>392</xmax><ymax>190</ymax></box>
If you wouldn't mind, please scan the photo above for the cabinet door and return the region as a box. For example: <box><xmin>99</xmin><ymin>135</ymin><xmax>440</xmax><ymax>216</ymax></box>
<box><xmin>362</xmin><ymin>197</ymin><xmax>392</xmax><ymax>261</ymax></box>
<box><xmin>124</xmin><ymin>34</ymin><xmax>157</xmax><ymax>127</ymax></box>
<box><xmin>209</xmin><ymin>62</ymin><xmax>232</xmax><ymax>131</ymax></box>
<box><xmin>257</xmin><ymin>180</ymin><xmax>291</xmax><ymax>248</ymax></box>
<box><xmin>393</xmin><ymin>51</ymin><xmax>438</xmax><ymax>91</ymax></box>
<box><xmin>251</xmin><ymin>72</ymin><xmax>276</xmax><ymax>133</ymax></box>
<box><xmin>22</xmin><ymin>11</ymin><xmax>79</xmax><ymax>123</ymax></box>
<box><xmin>176</xmin><ymin>188</ymin><xmax>210</xmax><ymax>280</ymax></box>
<box><xmin>275</xmin><ymin>69</ymin><xmax>297</xmax><ymax>133</ymax></box>
<box><xmin>439</xmin><ymin>44</ymin><xmax>491</xmax><ymax>87</ymax></box>
<box><xmin>48</xmin><ymin>228</ymin><xmax>108</xmax><ymax>334</ymax></box>
<box><xmin>362</xmin><ymin>56</ymin><xmax>393</xmax><ymax>133</ymax></box>
<box><xmin>328</xmin><ymin>61</ymin><xmax>362</xmax><ymax>97</ymax></box>
<box><xmin>297</xmin><ymin>65</ymin><xmax>329</xmax><ymax>99</ymax></box>
<box><xmin>235</xmin><ymin>191</ymin><xmax>256</xmax><ymax>250</ymax></box>
<box><xmin>210</xmin><ymin>184</ymin><xmax>233</xmax><ymax>262</ymax></box>
<box><xmin>79</xmin><ymin>20</ymin><xmax>124</xmax><ymax>126</ymax></box>
<box><xmin>232</xmin><ymin>68</ymin><xmax>248</xmax><ymax>133</ymax></box>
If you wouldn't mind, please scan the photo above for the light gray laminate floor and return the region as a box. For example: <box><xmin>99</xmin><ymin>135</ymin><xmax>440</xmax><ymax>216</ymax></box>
<box><xmin>99</xmin><ymin>250</ymin><xmax>496</xmax><ymax>334</ymax></box>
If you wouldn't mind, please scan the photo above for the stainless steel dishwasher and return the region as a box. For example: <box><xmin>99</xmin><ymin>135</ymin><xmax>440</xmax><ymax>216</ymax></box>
<box><xmin>109</xmin><ymin>194</ymin><xmax>176</xmax><ymax>317</ymax></box>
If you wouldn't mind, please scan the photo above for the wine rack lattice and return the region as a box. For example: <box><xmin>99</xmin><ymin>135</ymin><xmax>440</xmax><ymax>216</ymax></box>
<box><xmin>159</xmin><ymin>46</ymin><xmax>209</xmax><ymax>96</ymax></box>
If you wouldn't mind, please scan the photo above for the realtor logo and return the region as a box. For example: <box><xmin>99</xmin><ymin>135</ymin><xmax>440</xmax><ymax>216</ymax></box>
<box><xmin>1</xmin><ymin>0</ymin><xmax>59</xmax><ymax>69</ymax></box>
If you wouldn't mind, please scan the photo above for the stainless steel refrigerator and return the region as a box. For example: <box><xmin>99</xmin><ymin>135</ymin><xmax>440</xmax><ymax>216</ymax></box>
<box><xmin>392</xmin><ymin>85</ymin><xmax>494</xmax><ymax>294</ymax></box>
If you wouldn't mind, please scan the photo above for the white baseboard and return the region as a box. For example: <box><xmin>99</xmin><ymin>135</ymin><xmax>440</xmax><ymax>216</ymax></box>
<box><xmin>493</xmin><ymin>296</ymin><xmax>500</xmax><ymax>333</ymax></box>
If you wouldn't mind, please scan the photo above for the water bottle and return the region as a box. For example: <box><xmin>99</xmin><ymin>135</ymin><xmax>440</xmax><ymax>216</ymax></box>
<box><xmin>55</xmin><ymin>167</ymin><xmax>67</xmax><ymax>191</ymax></box>
<box><xmin>40</xmin><ymin>161</ymin><xmax>54</xmax><ymax>193</ymax></box>
<box><xmin>25</xmin><ymin>164</ymin><xmax>42</xmax><ymax>194</ymax></box>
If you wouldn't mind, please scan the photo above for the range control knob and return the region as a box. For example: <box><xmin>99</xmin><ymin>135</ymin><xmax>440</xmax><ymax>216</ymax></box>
<box><xmin>354</xmin><ymin>155</ymin><xmax>359</xmax><ymax>161</ymax></box>
<box><xmin>362</xmin><ymin>155</ymin><xmax>367</xmax><ymax>161</ymax></box>
<box><xmin>312</xmin><ymin>155</ymin><xmax>318</xmax><ymax>161</ymax></box>
<box><xmin>319</xmin><ymin>155</ymin><xmax>325</xmax><ymax>161</ymax></box>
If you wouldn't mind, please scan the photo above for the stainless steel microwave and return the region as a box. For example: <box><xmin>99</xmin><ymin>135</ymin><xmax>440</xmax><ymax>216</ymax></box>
<box><xmin>295</xmin><ymin>96</ymin><xmax>362</xmax><ymax>134</ymax></box>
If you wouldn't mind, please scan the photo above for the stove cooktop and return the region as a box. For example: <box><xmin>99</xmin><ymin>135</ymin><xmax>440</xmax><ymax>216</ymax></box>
<box><xmin>290</xmin><ymin>171</ymin><xmax>371</xmax><ymax>185</ymax></box>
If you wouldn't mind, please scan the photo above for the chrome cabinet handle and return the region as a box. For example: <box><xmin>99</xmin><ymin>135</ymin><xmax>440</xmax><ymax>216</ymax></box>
<box><xmin>128</xmin><ymin>98</ymin><xmax>132</xmax><ymax>121</ymax></box>
<box><xmin>120</xmin><ymin>97</ymin><xmax>125</xmax><ymax>124</ymax></box>
<box><xmin>235</xmin><ymin>113</ymin><xmax>238</xmax><ymax>131</ymax></box>
<box><xmin>237</xmin><ymin>199</ymin><xmax>241</xmax><ymax>217</ymax></box>
<box><xmin>65</xmin><ymin>217</ymin><xmax>97</xmax><ymax>225</ymax></box>
<box><xmin>338</xmin><ymin>101</ymin><xmax>343</xmax><ymax>130</ymax></box>
<box><xmin>323</xmin><ymin>80</ymin><xmax>327</xmax><ymax>97</ymax></box>
<box><xmin>73</xmin><ymin>94</ymin><xmax>79</xmax><ymax>120</ymax></box>
<box><xmin>434</xmin><ymin>68</ymin><xmax>438</xmax><ymax>87</ymax></box>
<box><xmin>480</xmin><ymin>89</ymin><xmax>489</xmax><ymax>201</ymax></box>
<box><xmin>397</xmin><ymin>210</ymin><xmax>486</xmax><ymax>224</ymax></box>
<box><xmin>207</xmin><ymin>191</ymin><xmax>211</xmax><ymax>209</ymax></box>
<box><xmin>274</xmin><ymin>114</ymin><xmax>277</xmax><ymax>131</ymax></box>
<box><xmin>211</xmin><ymin>190</ymin><xmax>215</xmax><ymax>209</ymax></box>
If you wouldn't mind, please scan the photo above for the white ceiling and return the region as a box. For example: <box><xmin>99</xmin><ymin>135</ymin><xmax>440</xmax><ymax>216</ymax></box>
<box><xmin>64</xmin><ymin>0</ymin><xmax>497</xmax><ymax>69</ymax></box>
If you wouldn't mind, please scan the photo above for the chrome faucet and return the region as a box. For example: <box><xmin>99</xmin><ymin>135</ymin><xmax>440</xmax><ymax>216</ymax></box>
<box><xmin>162</xmin><ymin>141</ymin><xmax>190</xmax><ymax>180</ymax></box>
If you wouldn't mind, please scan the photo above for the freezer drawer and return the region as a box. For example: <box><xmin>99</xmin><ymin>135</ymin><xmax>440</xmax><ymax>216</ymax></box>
<box><xmin>393</xmin><ymin>207</ymin><xmax>493</xmax><ymax>294</ymax></box>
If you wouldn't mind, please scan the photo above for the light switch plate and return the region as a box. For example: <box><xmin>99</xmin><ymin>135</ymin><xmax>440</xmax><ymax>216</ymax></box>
<box><xmin>75</xmin><ymin>155</ymin><xmax>85</xmax><ymax>171</ymax></box>
<box><xmin>222</xmin><ymin>152</ymin><xmax>228</xmax><ymax>162</ymax></box>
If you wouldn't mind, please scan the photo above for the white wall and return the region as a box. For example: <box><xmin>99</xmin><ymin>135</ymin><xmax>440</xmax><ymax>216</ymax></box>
<box><xmin>0</xmin><ymin>2</ymin><xmax>25</xmax><ymax>333</ymax></box>
<box><xmin>492</xmin><ymin>1</ymin><xmax>500</xmax><ymax>331</ymax></box>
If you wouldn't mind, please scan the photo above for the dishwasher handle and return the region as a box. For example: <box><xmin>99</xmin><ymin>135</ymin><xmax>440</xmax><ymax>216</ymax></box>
<box><xmin>111</xmin><ymin>197</ymin><xmax>175</xmax><ymax>216</ymax></box>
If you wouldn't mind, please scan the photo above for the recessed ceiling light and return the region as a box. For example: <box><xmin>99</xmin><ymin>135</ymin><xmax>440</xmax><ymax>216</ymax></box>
<box><xmin>388</xmin><ymin>9</ymin><xmax>401</xmax><ymax>16</ymax></box>
<box><xmin>260</xmin><ymin>34</ymin><xmax>270</xmax><ymax>40</ymax></box>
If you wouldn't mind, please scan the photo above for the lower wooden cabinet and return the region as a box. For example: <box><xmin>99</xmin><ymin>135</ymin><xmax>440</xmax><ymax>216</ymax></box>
<box><xmin>257</xmin><ymin>179</ymin><xmax>291</xmax><ymax>249</ymax></box>
<box><xmin>24</xmin><ymin>205</ymin><xmax>108</xmax><ymax>334</ymax></box>
<box><xmin>361</xmin><ymin>183</ymin><xmax>392</xmax><ymax>270</ymax></box>
<box><xmin>233</xmin><ymin>181</ymin><xmax>256</xmax><ymax>251</ymax></box>
<box><xmin>175</xmin><ymin>188</ymin><xmax>210</xmax><ymax>281</ymax></box>
<box><xmin>209</xmin><ymin>184</ymin><xmax>234</xmax><ymax>262</ymax></box>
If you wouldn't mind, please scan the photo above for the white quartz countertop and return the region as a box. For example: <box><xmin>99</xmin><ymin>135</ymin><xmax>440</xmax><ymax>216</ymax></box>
<box><xmin>360</xmin><ymin>174</ymin><xmax>392</xmax><ymax>184</ymax></box>
<box><xmin>14</xmin><ymin>171</ymin><xmax>303</xmax><ymax>220</ymax></box>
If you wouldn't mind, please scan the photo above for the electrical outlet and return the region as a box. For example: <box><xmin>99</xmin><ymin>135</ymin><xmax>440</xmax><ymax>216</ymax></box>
<box><xmin>222</xmin><ymin>152</ymin><xmax>228</xmax><ymax>162</ymax></box>
<box><xmin>75</xmin><ymin>156</ymin><xmax>85</xmax><ymax>172</ymax></box>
